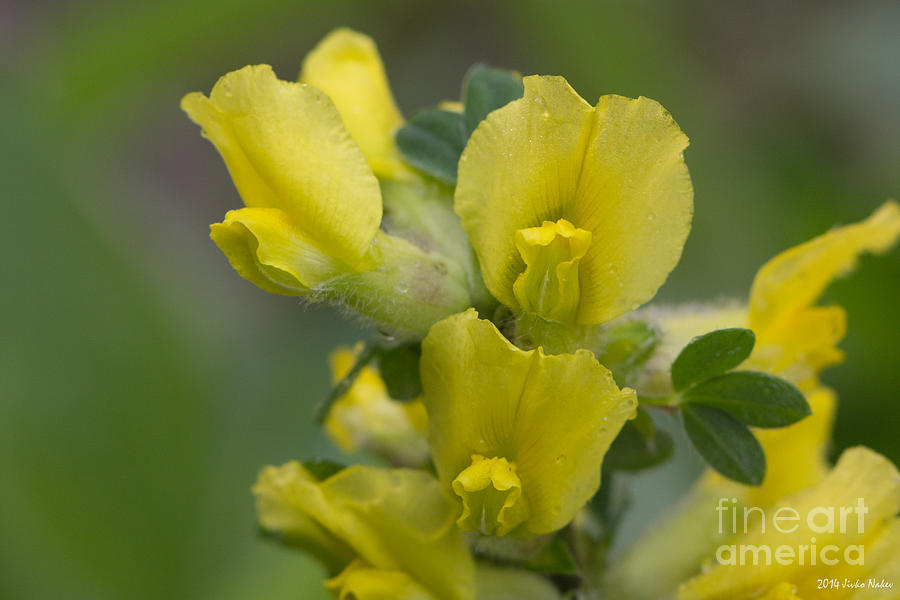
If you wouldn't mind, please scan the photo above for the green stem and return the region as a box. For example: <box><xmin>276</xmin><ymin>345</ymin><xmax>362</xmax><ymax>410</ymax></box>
<box><xmin>638</xmin><ymin>393</ymin><xmax>682</xmax><ymax>407</ymax></box>
<box><xmin>314</xmin><ymin>343</ymin><xmax>378</xmax><ymax>423</ymax></box>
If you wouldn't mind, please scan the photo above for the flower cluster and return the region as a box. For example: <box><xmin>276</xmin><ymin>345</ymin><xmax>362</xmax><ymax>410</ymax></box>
<box><xmin>183</xmin><ymin>28</ymin><xmax>900</xmax><ymax>600</ymax></box>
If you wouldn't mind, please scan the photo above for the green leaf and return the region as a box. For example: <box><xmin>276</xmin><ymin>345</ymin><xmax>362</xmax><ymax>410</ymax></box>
<box><xmin>682</xmin><ymin>404</ymin><xmax>766</xmax><ymax>486</ymax></box>
<box><xmin>462</xmin><ymin>64</ymin><xmax>524</xmax><ymax>137</ymax></box>
<box><xmin>302</xmin><ymin>458</ymin><xmax>345</xmax><ymax>481</ymax></box>
<box><xmin>671</xmin><ymin>328</ymin><xmax>755</xmax><ymax>390</ymax></box>
<box><xmin>314</xmin><ymin>342</ymin><xmax>377</xmax><ymax>423</ymax></box>
<box><xmin>522</xmin><ymin>536</ymin><xmax>579</xmax><ymax>575</ymax></box>
<box><xmin>395</xmin><ymin>109</ymin><xmax>465</xmax><ymax>183</ymax></box>
<box><xmin>604</xmin><ymin>410</ymin><xmax>674</xmax><ymax>471</ymax></box>
<box><xmin>683</xmin><ymin>370</ymin><xmax>810</xmax><ymax>428</ymax></box>
<box><xmin>377</xmin><ymin>343</ymin><xmax>423</xmax><ymax>401</ymax></box>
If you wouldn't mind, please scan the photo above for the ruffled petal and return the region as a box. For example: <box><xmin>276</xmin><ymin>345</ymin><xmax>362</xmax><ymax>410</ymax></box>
<box><xmin>253</xmin><ymin>461</ymin><xmax>356</xmax><ymax>574</ymax></box>
<box><xmin>301</xmin><ymin>28</ymin><xmax>412</xmax><ymax>180</ymax></box>
<box><xmin>326</xmin><ymin>560</ymin><xmax>435</xmax><ymax>600</ymax></box>
<box><xmin>209</xmin><ymin>207</ymin><xmax>342</xmax><ymax>295</ymax></box>
<box><xmin>182</xmin><ymin>64</ymin><xmax>382</xmax><ymax>268</ymax></box>
<box><xmin>749</xmin><ymin>201</ymin><xmax>900</xmax><ymax>339</ymax></box>
<box><xmin>253</xmin><ymin>463</ymin><xmax>474</xmax><ymax>600</ymax></box>
<box><xmin>421</xmin><ymin>309</ymin><xmax>636</xmax><ymax>534</ymax></box>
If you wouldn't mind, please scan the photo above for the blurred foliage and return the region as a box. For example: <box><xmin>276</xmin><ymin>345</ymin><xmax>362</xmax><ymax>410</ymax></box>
<box><xmin>2</xmin><ymin>0</ymin><xmax>898</xmax><ymax>598</ymax></box>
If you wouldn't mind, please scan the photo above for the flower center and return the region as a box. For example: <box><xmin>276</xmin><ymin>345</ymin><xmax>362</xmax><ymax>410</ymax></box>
<box><xmin>451</xmin><ymin>455</ymin><xmax>528</xmax><ymax>536</ymax></box>
<box><xmin>512</xmin><ymin>219</ymin><xmax>592</xmax><ymax>324</ymax></box>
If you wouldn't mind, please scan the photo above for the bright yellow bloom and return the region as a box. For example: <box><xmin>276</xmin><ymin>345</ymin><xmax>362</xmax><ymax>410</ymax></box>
<box><xmin>325</xmin><ymin>345</ymin><xmax>428</xmax><ymax>466</ymax></box>
<box><xmin>679</xmin><ymin>447</ymin><xmax>900</xmax><ymax>600</ymax></box>
<box><xmin>608</xmin><ymin>386</ymin><xmax>837</xmax><ymax>599</ymax></box>
<box><xmin>455</xmin><ymin>76</ymin><xmax>693</xmax><ymax>326</ymax></box>
<box><xmin>254</xmin><ymin>462</ymin><xmax>474</xmax><ymax>600</ymax></box>
<box><xmin>182</xmin><ymin>40</ymin><xmax>474</xmax><ymax>334</ymax></box>
<box><xmin>421</xmin><ymin>309</ymin><xmax>637</xmax><ymax>536</ymax></box>
<box><xmin>300</xmin><ymin>28</ymin><xmax>412</xmax><ymax>180</ymax></box>
<box><xmin>610</xmin><ymin>202</ymin><xmax>900</xmax><ymax>599</ymax></box>
<box><xmin>183</xmin><ymin>63</ymin><xmax>382</xmax><ymax>275</ymax></box>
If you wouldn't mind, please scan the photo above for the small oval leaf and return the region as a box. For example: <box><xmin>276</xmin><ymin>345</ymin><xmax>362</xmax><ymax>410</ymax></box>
<box><xmin>396</xmin><ymin>109</ymin><xmax>465</xmax><ymax>183</ymax></box>
<box><xmin>671</xmin><ymin>328</ymin><xmax>755</xmax><ymax>390</ymax></box>
<box><xmin>682</xmin><ymin>404</ymin><xmax>766</xmax><ymax>486</ymax></box>
<box><xmin>683</xmin><ymin>371</ymin><xmax>810</xmax><ymax>428</ymax></box>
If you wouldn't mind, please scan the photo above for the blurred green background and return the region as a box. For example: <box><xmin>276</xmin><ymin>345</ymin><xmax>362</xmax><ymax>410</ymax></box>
<box><xmin>3</xmin><ymin>1</ymin><xmax>898</xmax><ymax>598</ymax></box>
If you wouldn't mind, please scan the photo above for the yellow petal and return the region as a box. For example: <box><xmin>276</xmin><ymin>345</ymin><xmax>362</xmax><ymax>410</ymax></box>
<box><xmin>209</xmin><ymin>207</ymin><xmax>341</xmax><ymax>295</ymax></box>
<box><xmin>754</xmin><ymin>583</ymin><xmax>802</xmax><ymax>600</ymax></box>
<box><xmin>253</xmin><ymin>461</ymin><xmax>356</xmax><ymax>574</ymax></box>
<box><xmin>182</xmin><ymin>64</ymin><xmax>382</xmax><ymax>268</ymax></box>
<box><xmin>253</xmin><ymin>463</ymin><xmax>474</xmax><ymax>600</ymax></box>
<box><xmin>574</xmin><ymin>94</ymin><xmax>693</xmax><ymax>323</ymax></box>
<box><xmin>513</xmin><ymin>219</ymin><xmax>592</xmax><ymax>324</ymax></box>
<box><xmin>679</xmin><ymin>447</ymin><xmax>900</xmax><ymax>600</ymax></box>
<box><xmin>749</xmin><ymin>201</ymin><xmax>900</xmax><ymax>342</ymax></box>
<box><xmin>421</xmin><ymin>309</ymin><xmax>636</xmax><ymax>534</ymax></box>
<box><xmin>301</xmin><ymin>28</ymin><xmax>412</xmax><ymax>180</ymax></box>
<box><xmin>452</xmin><ymin>455</ymin><xmax>528</xmax><ymax>536</ymax></box>
<box><xmin>326</xmin><ymin>560</ymin><xmax>434</xmax><ymax>600</ymax></box>
<box><xmin>846</xmin><ymin>519</ymin><xmax>900</xmax><ymax>600</ymax></box>
<box><xmin>455</xmin><ymin>76</ymin><xmax>692</xmax><ymax>324</ymax></box>
<box><xmin>748</xmin><ymin>306</ymin><xmax>846</xmax><ymax>389</ymax></box>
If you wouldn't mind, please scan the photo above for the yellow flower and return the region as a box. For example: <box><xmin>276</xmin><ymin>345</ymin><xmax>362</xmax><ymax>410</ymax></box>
<box><xmin>181</xmin><ymin>32</ymin><xmax>475</xmax><ymax>335</ymax></box>
<box><xmin>609</xmin><ymin>202</ymin><xmax>900</xmax><ymax>599</ymax></box>
<box><xmin>679</xmin><ymin>447</ymin><xmax>900</xmax><ymax>600</ymax></box>
<box><xmin>420</xmin><ymin>309</ymin><xmax>637</xmax><ymax>536</ymax></box>
<box><xmin>254</xmin><ymin>462</ymin><xmax>474</xmax><ymax>600</ymax></box>
<box><xmin>183</xmin><ymin>63</ymin><xmax>382</xmax><ymax>276</ymax></box>
<box><xmin>455</xmin><ymin>76</ymin><xmax>693</xmax><ymax>326</ymax></box>
<box><xmin>608</xmin><ymin>387</ymin><xmax>836</xmax><ymax>600</ymax></box>
<box><xmin>325</xmin><ymin>345</ymin><xmax>429</xmax><ymax>466</ymax></box>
